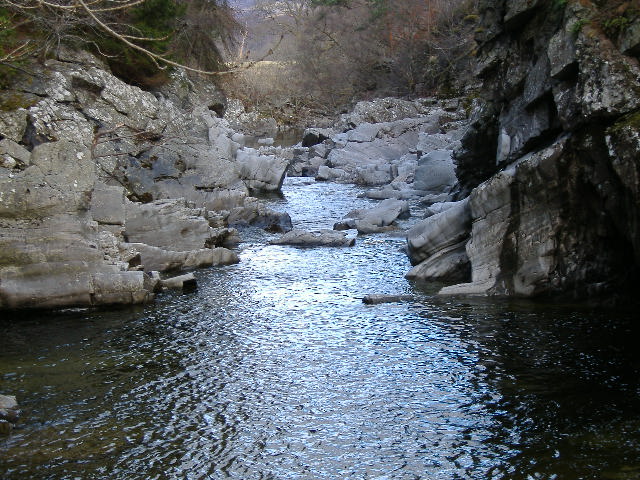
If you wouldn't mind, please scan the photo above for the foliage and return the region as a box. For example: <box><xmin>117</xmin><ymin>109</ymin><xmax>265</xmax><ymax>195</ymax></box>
<box><xmin>590</xmin><ymin>0</ymin><xmax>639</xmax><ymax>42</ymax></box>
<box><xmin>240</xmin><ymin>0</ymin><xmax>478</xmax><ymax>114</ymax></box>
<box><xmin>0</xmin><ymin>0</ymin><xmax>238</xmax><ymax>89</ymax></box>
<box><xmin>603</xmin><ymin>16</ymin><xmax>632</xmax><ymax>38</ymax></box>
<box><xmin>552</xmin><ymin>0</ymin><xmax>568</xmax><ymax>11</ymax></box>
<box><xmin>571</xmin><ymin>18</ymin><xmax>590</xmax><ymax>35</ymax></box>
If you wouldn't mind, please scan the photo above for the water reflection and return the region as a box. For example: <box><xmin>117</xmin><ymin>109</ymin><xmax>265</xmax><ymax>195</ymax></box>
<box><xmin>1</xmin><ymin>179</ymin><xmax>640</xmax><ymax>479</ymax></box>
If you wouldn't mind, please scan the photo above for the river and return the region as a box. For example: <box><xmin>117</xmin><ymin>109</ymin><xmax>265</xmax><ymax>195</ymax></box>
<box><xmin>1</xmin><ymin>177</ymin><xmax>640</xmax><ymax>479</ymax></box>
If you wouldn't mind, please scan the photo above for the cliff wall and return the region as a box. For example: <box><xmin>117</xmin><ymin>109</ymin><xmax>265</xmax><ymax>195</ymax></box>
<box><xmin>410</xmin><ymin>0</ymin><xmax>640</xmax><ymax>300</ymax></box>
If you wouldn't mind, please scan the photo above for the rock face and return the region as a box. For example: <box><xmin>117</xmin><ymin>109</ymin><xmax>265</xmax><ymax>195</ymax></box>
<box><xmin>0</xmin><ymin>53</ymin><xmax>284</xmax><ymax>310</ymax></box>
<box><xmin>428</xmin><ymin>0</ymin><xmax>640</xmax><ymax>300</ymax></box>
<box><xmin>405</xmin><ymin>199</ymin><xmax>472</xmax><ymax>282</ymax></box>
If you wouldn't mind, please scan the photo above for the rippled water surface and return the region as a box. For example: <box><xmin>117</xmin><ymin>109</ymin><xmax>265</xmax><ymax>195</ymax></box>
<box><xmin>2</xmin><ymin>178</ymin><xmax>640</xmax><ymax>479</ymax></box>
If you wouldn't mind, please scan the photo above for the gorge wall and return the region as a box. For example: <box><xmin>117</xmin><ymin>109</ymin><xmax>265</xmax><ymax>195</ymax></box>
<box><xmin>412</xmin><ymin>0</ymin><xmax>640</xmax><ymax>300</ymax></box>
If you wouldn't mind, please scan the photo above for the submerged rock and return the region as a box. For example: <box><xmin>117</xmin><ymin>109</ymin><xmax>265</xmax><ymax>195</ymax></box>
<box><xmin>0</xmin><ymin>395</ymin><xmax>20</xmax><ymax>434</ymax></box>
<box><xmin>362</xmin><ymin>294</ymin><xmax>414</xmax><ymax>304</ymax></box>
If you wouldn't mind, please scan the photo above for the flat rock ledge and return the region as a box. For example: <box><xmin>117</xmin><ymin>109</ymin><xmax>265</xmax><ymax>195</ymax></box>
<box><xmin>270</xmin><ymin>229</ymin><xmax>355</xmax><ymax>248</ymax></box>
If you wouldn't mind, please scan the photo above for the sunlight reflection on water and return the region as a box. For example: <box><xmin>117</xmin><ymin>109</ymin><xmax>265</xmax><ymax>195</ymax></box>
<box><xmin>2</xmin><ymin>178</ymin><xmax>640</xmax><ymax>479</ymax></box>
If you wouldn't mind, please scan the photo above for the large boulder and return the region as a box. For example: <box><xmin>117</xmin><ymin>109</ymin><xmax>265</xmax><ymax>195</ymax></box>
<box><xmin>334</xmin><ymin>199</ymin><xmax>410</xmax><ymax>234</ymax></box>
<box><xmin>126</xmin><ymin>243</ymin><xmax>238</xmax><ymax>273</ymax></box>
<box><xmin>236</xmin><ymin>149</ymin><xmax>289</xmax><ymax>193</ymax></box>
<box><xmin>227</xmin><ymin>199</ymin><xmax>293</xmax><ymax>233</ymax></box>
<box><xmin>413</xmin><ymin>149</ymin><xmax>458</xmax><ymax>203</ymax></box>
<box><xmin>405</xmin><ymin>242</ymin><xmax>470</xmax><ymax>282</ymax></box>
<box><xmin>0</xmin><ymin>395</ymin><xmax>20</xmax><ymax>434</ymax></box>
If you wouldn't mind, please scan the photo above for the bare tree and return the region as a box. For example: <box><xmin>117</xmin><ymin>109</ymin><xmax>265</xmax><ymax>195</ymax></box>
<box><xmin>0</xmin><ymin>0</ymin><xmax>239</xmax><ymax>76</ymax></box>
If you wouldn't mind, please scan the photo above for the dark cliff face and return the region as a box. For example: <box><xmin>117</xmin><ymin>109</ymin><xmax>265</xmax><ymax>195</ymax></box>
<box><xmin>449</xmin><ymin>0</ymin><xmax>640</xmax><ymax>300</ymax></box>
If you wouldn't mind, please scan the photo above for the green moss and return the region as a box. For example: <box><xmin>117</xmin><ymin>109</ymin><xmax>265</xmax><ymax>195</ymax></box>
<box><xmin>571</xmin><ymin>19</ymin><xmax>590</xmax><ymax>35</ymax></box>
<box><xmin>0</xmin><ymin>92</ymin><xmax>37</xmax><ymax>111</ymax></box>
<box><xmin>603</xmin><ymin>16</ymin><xmax>631</xmax><ymax>38</ymax></box>
<box><xmin>552</xmin><ymin>0</ymin><xmax>568</xmax><ymax>11</ymax></box>
<box><xmin>608</xmin><ymin>110</ymin><xmax>640</xmax><ymax>137</ymax></box>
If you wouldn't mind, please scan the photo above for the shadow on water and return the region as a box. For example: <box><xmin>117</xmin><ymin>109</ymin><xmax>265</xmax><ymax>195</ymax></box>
<box><xmin>2</xmin><ymin>178</ymin><xmax>640</xmax><ymax>479</ymax></box>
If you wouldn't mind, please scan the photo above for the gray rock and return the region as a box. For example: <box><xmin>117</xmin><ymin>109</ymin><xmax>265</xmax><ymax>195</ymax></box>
<box><xmin>354</xmin><ymin>220</ymin><xmax>397</xmax><ymax>234</ymax></box>
<box><xmin>504</xmin><ymin>0</ymin><xmax>542</xmax><ymax>30</ymax></box>
<box><xmin>236</xmin><ymin>149</ymin><xmax>289</xmax><ymax>193</ymax></box>
<box><xmin>362</xmin><ymin>294</ymin><xmax>414</xmax><ymax>304</ymax></box>
<box><xmin>365</xmin><ymin>183</ymin><xmax>422</xmax><ymax>200</ymax></box>
<box><xmin>406</xmin><ymin>198</ymin><xmax>471</xmax><ymax>265</ymax></box>
<box><xmin>355</xmin><ymin>165</ymin><xmax>393</xmax><ymax>186</ymax></box>
<box><xmin>270</xmin><ymin>229</ymin><xmax>355</xmax><ymax>247</ymax></box>
<box><xmin>227</xmin><ymin>199</ymin><xmax>293</xmax><ymax>233</ymax></box>
<box><xmin>302</xmin><ymin>128</ymin><xmax>333</xmax><ymax>147</ymax></box>
<box><xmin>621</xmin><ymin>20</ymin><xmax>640</xmax><ymax>56</ymax></box>
<box><xmin>405</xmin><ymin>241</ymin><xmax>470</xmax><ymax>282</ymax></box>
<box><xmin>224</xmin><ymin>99</ymin><xmax>278</xmax><ymax>137</ymax></box>
<box><xmin>424</xmin><ymin>201</ymin><xmax>462</xmax><ymax>217</ymax></box>
<box><xmin>0</xmin><ymin>109</ymin><xmax>28</xmax><ymax>143</ymax></box>
<box><xmin>128</xmin><ymin>243</ymin><xmax>239</xmax><ymax>272</ymax></box>
<box><xmin>413</xmin><ymin>150</ymin><xmax>457</xmax><ymax>200</ymax></box>
<box><xmin>316</xmin><ymin>165</ymin><xmax>347</xmax><ymax>182</ymax></box>
<box><xmin>124</xmin><ymin>199</ymin><xmax>214</xmax><ymax>251</ymax></box>
<box><xmin>441</xmin><ymin>140</ymin><xmax>573</xmax><ymax>297</ymax></box>
<box><xmin>340</xmin><ymin>97</ymin><xmax>424</xmax><ymax>126</ymax></box>
<box><xmin>91</xmin><ymin>183</ymin><xmax>125</xmax><ymax>225</ymax></box>
<box><xmin>416</xmin><ymin>132</ymin><xmax>457</xmax><ymax>155</ymax></box>
<box><xmin>347</xmin><ymin>123</ymin><xmax>383</xmax><ymax>143</ymax></box>
<box><xmin>548</xmin><ymin>20</ymin><xmax>578</xmax><ymax>80</ymax></box>
<box><xmin>0</xmin><ymin>394</ymin><xmax>19</xmax><ymax>424</ymax></box>
<box><xmin>338</xmin><ymin>199</ymin><xmax>410</xmax><ymax>232</ymax></box>
<box><xmin>160</xmin><ymin>272</ymin><xmax>197</xmax><ymax>290</ymax></box>
<box><xmin>0</xmin><ymin>139</ymin><xmax>30</xmax><ymax>166</ymax></box>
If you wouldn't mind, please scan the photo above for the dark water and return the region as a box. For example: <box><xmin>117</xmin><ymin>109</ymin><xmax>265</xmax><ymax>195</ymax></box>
<box><xmin>2</xmin><ymin>178</ymin><xmax>640</xmax><ymax>479</ymax></box>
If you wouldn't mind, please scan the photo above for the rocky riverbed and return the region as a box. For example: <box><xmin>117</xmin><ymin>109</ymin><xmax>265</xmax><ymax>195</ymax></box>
<box><xmin>0</xmin><ymin>50</ymin><xmax>470</xmax><ymax>311</ymax></box>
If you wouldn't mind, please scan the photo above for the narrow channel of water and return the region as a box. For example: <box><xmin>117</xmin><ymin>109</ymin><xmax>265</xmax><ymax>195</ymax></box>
<box><xmin>1</xmin><ymin>178</ymin><xmax>640</xmax><ymax>479</ymax></box>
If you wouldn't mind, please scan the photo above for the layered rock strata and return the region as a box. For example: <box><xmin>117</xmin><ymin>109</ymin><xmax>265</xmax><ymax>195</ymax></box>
<box><xmin>0</xmin><ymin>54</ymin><xmax>289</xmax><ymax>309</ymax></box>
<box><xmin>410</xmin><ymin>0</ymin><xmax>640</xmax><ymax>300</ymax></box>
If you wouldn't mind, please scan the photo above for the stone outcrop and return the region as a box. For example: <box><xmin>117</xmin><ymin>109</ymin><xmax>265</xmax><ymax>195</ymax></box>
<box><xmin>0</xmin><ymin>53</ymin><xmax>287</xmax><ymax>310</ymax></box>
<box><xmin>405</xmin><ymin>199</ymin><xmax>472</xmax><ymax>282</ymax></box>
<box><xmin>419</xmin><ymin>0</ymin><xmax>640</xmax><ymax>301</ymax></box>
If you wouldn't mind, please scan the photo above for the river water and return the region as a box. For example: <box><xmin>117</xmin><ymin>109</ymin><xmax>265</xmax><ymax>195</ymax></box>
<box><xmin>2</xmin><ymin>178</ymin><xmax>640</xmax><ymax>479</ymax></box>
